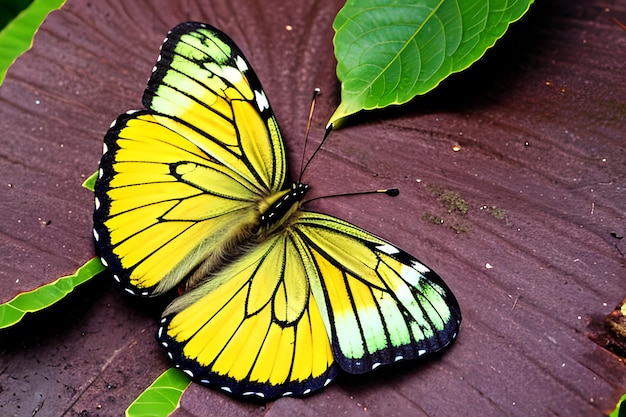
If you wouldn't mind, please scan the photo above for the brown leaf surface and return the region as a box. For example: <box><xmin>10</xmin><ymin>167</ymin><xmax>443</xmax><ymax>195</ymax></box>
<box><xmin>0</xmin><ymin>0</ymin><xmax>624</xmax><ymax>416</ymax></box>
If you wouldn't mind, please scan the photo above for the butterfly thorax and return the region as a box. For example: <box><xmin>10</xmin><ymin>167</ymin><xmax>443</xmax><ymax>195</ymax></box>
<box><xmin>257</xmin><ymin>182</ymin><xmax>309</xmax><ymax>231</ymax></box>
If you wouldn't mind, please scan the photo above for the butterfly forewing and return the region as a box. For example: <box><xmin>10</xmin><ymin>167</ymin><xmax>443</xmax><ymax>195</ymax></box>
<box><xmin>94</xmin><ymin>22</ymin><xmax>289</xmax><ymax>296</ymax></box>
<box><xmin>144</xmin><ymin>22</ymin><xmax>287</xmax><ymax>194</ymax></box>
<box><xmin>94</xmin><ymin>111</ymin><xmax>260</xmax><ymax>296</ymax></box>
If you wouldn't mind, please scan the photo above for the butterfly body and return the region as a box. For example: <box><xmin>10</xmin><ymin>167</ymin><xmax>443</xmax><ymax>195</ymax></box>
<box><xmin>93</xmin><ymin>22</ymin><xmax>461</xmax><ymax>399</ymax></box>
<box><xmin>258</xmin><ymin>183</ymin><xmax>309</xmax><ymax>227</ymax></box>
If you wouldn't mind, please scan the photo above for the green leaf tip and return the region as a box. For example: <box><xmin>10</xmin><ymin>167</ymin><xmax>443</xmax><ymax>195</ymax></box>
<box><xmin>0</xmin><ymin>257</ymin><xmax>105</xmax><ymax>329</ymax></box>
<box><xmin>126</xmin><ymin>368</ymin><xmax>192</xmax><ymax>417</ymax></box>
<box><xmin>329</xmin><ymin>0</ymin><xmax>535</xmax><ymax>125</ymax></box>
<box><xmin>0</xmin><ymin>0</ymin><xmax>66</xmax><ymax>85</ymax></box>
<box><xmin>610</xmin><ymin>392</ymin><xmax>626</xmax><ymax>417</ymax></box>
<box><xmin>83</xmin><ymin>170</ymin><xmax>98</xmax><ymax>191</ymax></box>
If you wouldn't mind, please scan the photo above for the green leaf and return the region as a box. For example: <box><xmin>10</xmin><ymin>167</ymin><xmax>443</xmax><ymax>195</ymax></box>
<box><xmin>0</xmin><ymin>0</ymin><xmax>66</xmax><ymax>85</ymax></box>
<box><xmin>0</xmin><ymin>0</ymin><xmax>33</xmax><ymax>30</ymax></box>
<box><xmin>126</xmin><ymin>368</ymin><xmax>192</xmax><ymax>417</ymax></box>
<box><xmin>329</xmin><ymin>0</ymin><xmax>535</xmax><ymax>125</ymax></box>
<box><xmin>610</xmin><ymin>393</ymin><xmax>626</xmax><ymax>417</ymax></box>
<box><xmin>83</xmin><ymin>170</ymin><xmax>98</xmax><ymax>191</ymax></box>
<box><xmin>0</xmin><ymin>257</ymin><xmax>104</xmax><ymax>329</ymax></box>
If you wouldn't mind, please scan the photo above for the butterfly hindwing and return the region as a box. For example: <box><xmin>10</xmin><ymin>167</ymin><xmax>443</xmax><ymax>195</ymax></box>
<box><xmin>292</xmin><ymin>212</ymin><xmax>461</xmax><ymax>373</ymax></box>
<box><xmin>157</xmin><ymin>232</ymin><xmax>339</xmax><ymax>398</ymax></box>
<box><xmin>156</xmin><ymin>209</ymin><xmax>460</xmax><ymax>397</ymax></box>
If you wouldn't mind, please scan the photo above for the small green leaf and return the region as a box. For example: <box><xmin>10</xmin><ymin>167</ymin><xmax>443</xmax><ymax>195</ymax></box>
<box><xmin>126</xmin><ymin>368</ymin><xmax>192</xmax><ymax>417</ymax></box>
<box><xmin>610</xmin><ymin>393</ymin><xmax>626</xmax><ymax>417</ymax></box>
<box><xmin>0</xmin><ymin>257</ymin><xmax>104</xmax><ymax>329</ymax></box>
<box><xmin>329</xmin><ymin>0</ymin><xmax>535</xmax><ymax>125</ymax></box>
<box><xmin>83</xmin><ymin>170</ymin><xmax>98</xmax><ymax>191</ymax></box>
<box><xmin>0</xmin><ymin>0</ymin><xmax>66</xmax><ymax>85</ymax></box>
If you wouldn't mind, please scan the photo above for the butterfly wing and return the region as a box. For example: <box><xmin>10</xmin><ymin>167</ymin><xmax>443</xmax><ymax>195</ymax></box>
<box><xmin>157</xmin><ymin>231</ymin><xmax>339</xmax><ymax>398</ymax></box>
<box><xmin>93</xmin><ymin>23</ymin><xmax>287</xmax><ymax>296</ymax></box>
<box><xmin>157</xmin><ymin>210</ymin><xmax>460</xmax><ymax>398</ymax></box>
<box><xmin>144</xmin><ymin>22</ymin><xmax>286</xmax><ymax>193</ymax></box>
<box><xmin>292</xmin><ymin>211</ymin><xmax>461</xmax><ymax>374</ymax></box>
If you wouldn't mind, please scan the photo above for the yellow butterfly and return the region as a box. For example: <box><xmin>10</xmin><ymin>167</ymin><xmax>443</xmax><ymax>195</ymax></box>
<box><xmin>93</xmin><ymin>22</ymin><xmax>461</xmax><ymax>399</ymax></box>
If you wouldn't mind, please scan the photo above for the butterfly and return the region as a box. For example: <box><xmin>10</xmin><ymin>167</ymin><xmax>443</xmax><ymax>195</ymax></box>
<box><xmin>93</xmin><ymin>22</ymin><xmax>461</xmax><ymax>399</ymax></box>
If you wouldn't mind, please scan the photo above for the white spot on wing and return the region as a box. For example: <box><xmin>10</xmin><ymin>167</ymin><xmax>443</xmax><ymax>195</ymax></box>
<box><xmin>372</xmin><ymin>362</ymin><xmax>381</xmax><ymax>370</ymax></box>
<box><xmin>98</xmin><ymin>167</ymin><xmax>103</xmax><ymax>179</ymax></box>
<box><xmin>411</xmin><ymin>260</ymin><xmax>430</xmax><ymax>274</ymax></box>
<box><xmin>394</xmin><ymin>355</ymin><xmax>403</xmax><ymax>362</ymax></box>
<box><xmin>377</xmin><ymin>244</ymin><xmax>399</xmax><ymax>255</ymax></box>
<box><xmin>418</xmin><ymin>349</ymin><xmax>427</xmax><ymax>356</ymax></box>
<box><xmin>254</xmin><ymin>90</ymin><xmax>269</xmax><ymax>112</ymax></box>
<box><xmin>100</xmin><ymin>257</ymin><xmax>108</xmax><ymax>267</ymax></box>
<box><xmin>241</xmin><ymin>391</ymin><xmax>265</xmax><ymax>398</ymax></box>
<box><xmin>94</xmin><ymin>196</ymin><xmax>100</xmax><ymax>210</ymax></box>
<box><xmin>235</xmin><ymin>55</ymin><xmax>248</xmax><ymax>72</ymax></box>
<box><xmin>183</xmin><ymin>369</ymin><xmax>194</xmax><ymax>378</ymax></box>
<box><xmin>400</xmin><ymin>264</ymin><xmax>422</xmax><ymax>286</ymax></box>
<box><xmin>102</xmin><ymin>142</ymin><xmax>108</xmax><ymax>154</ymax></box>
<box><xmin>93</xmin><ymin>228</ymin><xmax>99</xmax><ymax>241</ymax></box>
<box><xmin>221</xmin><ymin>386</ymin><xmax>232</xmax><ymax>393</ymax></box>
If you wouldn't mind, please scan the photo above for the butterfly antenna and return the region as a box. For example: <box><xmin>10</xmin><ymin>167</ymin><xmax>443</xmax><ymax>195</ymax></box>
<box><xmin>303</xmin><ymin>188</ymin><xmax>400</xmax><ymax>206</ymax></box>
<box><xmin>299</xmin><ymin>88</ymin><xmax>331</xmax><ymax>183</ymax></box>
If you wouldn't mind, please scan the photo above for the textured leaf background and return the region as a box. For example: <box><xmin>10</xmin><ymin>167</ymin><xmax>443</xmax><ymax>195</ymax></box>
<box><xmin>0</xmin><ymin>0</ymin><xmax>624</xmax><ymax>416</ymax></box>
